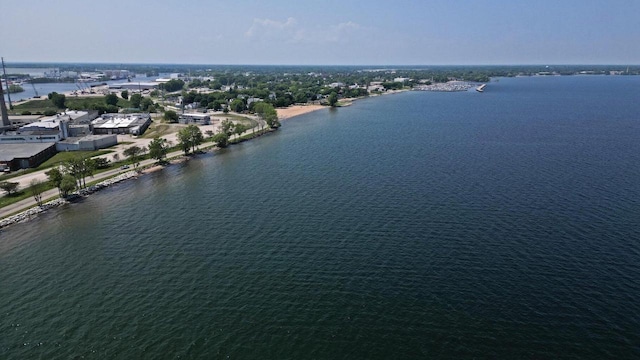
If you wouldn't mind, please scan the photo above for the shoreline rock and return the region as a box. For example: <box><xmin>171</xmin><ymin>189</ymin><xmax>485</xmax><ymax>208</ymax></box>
<box><xmin>0</xmin><ymin>171</ymin><xmax>138</xmax><ymax>230</ymax></box>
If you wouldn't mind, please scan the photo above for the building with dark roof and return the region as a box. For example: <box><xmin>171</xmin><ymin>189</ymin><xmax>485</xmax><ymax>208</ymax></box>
<box><xmin>0</xmin><ymin>143</ymin><xmax>57</xmax><ymax>171</ymax></box>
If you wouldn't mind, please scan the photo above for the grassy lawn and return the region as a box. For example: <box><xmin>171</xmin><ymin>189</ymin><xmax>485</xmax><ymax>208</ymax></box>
<box><xmin>38</xmin><ymin>150</ymin><xmax>113</xmax><ymax>169</ymax></box>
<box><xmin>140</xmin><ymin>122</ymin><xmax>184</xmax><ymax>139</ymax></box>
<box><xmin>211</xmin><ymin>113</ymin><xmax>249</xmax><ymax>121</ymax></box>
<box><xmin>10</xmin><ymin>99</ymin><xmax>57</xmax><ymax>114</ymax></box>
<box><xmin>211</xmin><ymin>113</ymin><xmax>258</xmax><ymax>127</ymax></box>
<box><xmin>11</xmin><ymin>96</ymin><xmax>131</xmax><ymax>115</ymax></box>
<box><xmin>0</xmin><ymin>183</ymin><xmax>55</xmax><ymax>208</ymax></box>
<box><xmin>0</xmin><ymin>149</ymin><xmax>116</xmax><ymax>182</ymax></box>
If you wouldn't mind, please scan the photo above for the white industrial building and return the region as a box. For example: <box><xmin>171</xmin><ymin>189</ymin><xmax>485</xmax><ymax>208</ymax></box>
<box><xmin>56</xmin><ymin>134</ymin><xmax>118</xmax><ymax>151</ymax></box>
<box><xmin>92</xmin><ymin>113</ymin><xmax>152</xmax><ymax>135</ymax></box>
<box><xmin>178</xmin><ymin>113</ymin><xmax>210</xmax><ymax>125</ymax></box>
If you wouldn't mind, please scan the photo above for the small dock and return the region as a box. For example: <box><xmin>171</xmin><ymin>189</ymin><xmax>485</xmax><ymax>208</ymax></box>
<box><xmin>476</xmin><ymin>84</ymin><xmax>487</xmax><ymax>92</ymax></box>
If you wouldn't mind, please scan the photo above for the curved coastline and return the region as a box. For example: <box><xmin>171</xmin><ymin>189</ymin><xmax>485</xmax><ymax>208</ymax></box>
<box><xmin>0</xmin><ymin>90</ymin><xmax>413</xmax><ymax>230</ymax></box>
<box><xmin>0</xmin><ymin>105</ymin><xmax>322</xmax><ymax>230</ymax></box>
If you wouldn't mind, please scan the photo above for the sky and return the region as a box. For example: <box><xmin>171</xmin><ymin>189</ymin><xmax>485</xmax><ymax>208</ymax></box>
<box><xmin>1</xmin><ymin>0</ymin><xmax>639</xmax><ymax>65</ymax></box>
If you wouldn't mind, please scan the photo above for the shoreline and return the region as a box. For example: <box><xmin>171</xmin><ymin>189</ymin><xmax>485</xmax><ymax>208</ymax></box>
<box><xmin>0</xmin><ymin>128</ymin><xmax>279</xmax><ymax>229</ymax></box>
<box><xmin>0</xmin><ymin>156</ymin><xmax>191</xmax><ymax>230</ymax></box>
<box><xmin>275</xmin><ymin>89</ymin><xmax>410</xmax><ymax>120</ymax></box>
<box><xmin>0</xmin><ymin>92</ymin><xmax>413</xmax><ymax>229</ymax></box>
<box><xmin>276</xmin><ymin>104</ymin><xmax>325</xmax><ymax>120</ymax></box>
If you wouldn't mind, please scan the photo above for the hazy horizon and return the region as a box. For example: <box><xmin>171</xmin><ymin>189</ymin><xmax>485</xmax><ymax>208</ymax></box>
<box><xmin>2</xmin><ymin>0</ymin><xmax>639</xmax><ymax>65</ymax></box>
<box><xmin>4</xmin><ymin>62</ymin><xmax>640</xmax><ymax>67</ymax></box>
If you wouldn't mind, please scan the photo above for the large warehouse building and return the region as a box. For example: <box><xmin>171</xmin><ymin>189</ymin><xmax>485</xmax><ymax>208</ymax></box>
<box><xmin>0</xmin><ymin>143</ymin><xmax>57</xmax><ymax>171</ymax></box>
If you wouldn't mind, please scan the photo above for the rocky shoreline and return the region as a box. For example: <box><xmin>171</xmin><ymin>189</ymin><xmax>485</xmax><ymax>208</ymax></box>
<box><xmin>0</xmin><ymin>170</ymin><xmax>138</xmax><ymax>230</ymax></box>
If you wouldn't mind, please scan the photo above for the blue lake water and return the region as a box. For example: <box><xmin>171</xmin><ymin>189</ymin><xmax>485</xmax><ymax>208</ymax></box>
<box><xmin>3</xmin><ymin>74</ymin><xmax>158</xmax><ymax>103</ymax></box>
<box><xmin>1</xmin><ymin>75</ymin><xmax>640</xmax><ymax>359</ymax></box>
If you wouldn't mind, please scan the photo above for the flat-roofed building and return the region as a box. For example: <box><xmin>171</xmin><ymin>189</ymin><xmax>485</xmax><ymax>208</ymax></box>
<box><xmin>0</xmin><ymin>143</ymin><xmax>57</xmax><ymax>171</ymax></box>
<box><xmin>178</xmin><ymin>113</ymin><xmax>210</xmax><ymax>125</ymax></box>
<box><xmin>38</xmin><ymin>110</ymin><xmax>96</xmax><ymax>125</ymax></box>
<box><xmin>0</xmin><ymin>130</ymin><xmax>62</xmax><ymax>144</ymax></box>
<box><xmin>92</xmin><ymin>113</ymin><xmax>152</xmax><ymax>135</ymax></box>
<box><xmin>56</xmin><ymin>134</ymin><xmax>117</xmax><ymax>151</ymax></box>
<box><xmin>8</xmin><ymin>114</ymin><xmax>42</xmax><ymax>128</ymax></box>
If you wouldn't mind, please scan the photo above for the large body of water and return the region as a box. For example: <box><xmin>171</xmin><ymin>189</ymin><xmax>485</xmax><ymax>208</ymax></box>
<box><xmin>3</xmin><ymin>74</ymin><xmax>158</xmax><ymax>103</ymax></box>
<box><xmin>2</xmin><ymin>76</ymin><xmax>640</xmax><ymax>359</ymax></box>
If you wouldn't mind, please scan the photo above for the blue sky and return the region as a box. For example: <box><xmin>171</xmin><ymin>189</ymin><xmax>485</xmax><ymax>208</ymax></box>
<box><xmin>1</xmin><ymin>0</ymin><xmax>639</xmax><ymax>65</ymax></box>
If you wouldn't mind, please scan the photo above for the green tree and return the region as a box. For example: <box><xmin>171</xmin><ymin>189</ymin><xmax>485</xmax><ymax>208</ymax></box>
<box><xmin>29</xmin><ymin>179</ymin><xmax>45</xmax><ymax>206</ymax></box>
<box><xmin>140</xmin><ymin>98</ymin><xmax>154</xmax><ymax>112</ymax></box>
<box><xmin>210</xmin><ymin>100</ymin><xmax>222</xmax><ymax>111</ymax></box>
<box><xmin>212</xmin><ymin>132</ymin><xmax>229</xmax><ymax>148</ymax></box>
<box><xmin>148</xmin><ymin>137</ymin><xmax>170</xmax><ymax>163</ymax></box>
<box><xmin>130</xmin><ymin>93</ymin><xmax>143</xmax><ymax>108</ymax></box>
<box><xmin>63</xmin><ymin>157</ymin><xmax>95</xmax><ymax>189</ymax></box>
<box><xmin>253</xmin><ymin>102</ymin><xmax>279</xmax><ymax>129</ymax></box>
<box><xmin>48</xmin><ymin>92</ymin><xmax>66</xmax><ymax>109</ymax></box>
<box><xmin>46</xmin><ymin>167</ymin><xmax>64</xmax><ymax>196</ymax></box>
<box><xmin>164</xmin><ymin>110</ymin><xmax>179</xmax><ymax>123</ymax></box>
<box><xmin>160</xmin><ymin>79</ymin><xmax>185</xmax><ymax>92</ymax></box>
<box><xmin>105</xmin><ymin>93</ymin><xmax>119</xmax><ymax>106</ymax></box>
<box><xmin>230</xmin><ymin>98</ymin><xmax>245</xmax><ymax>113</ymax></box>
<box><xmin>328</xmin><ymin>92</ymin><xmax>338</xmax><ymax>107</ymax></box>
<box><xmin>0</xmin><ymin>181</ymin><xmax>19</xmax><ymax>195</ymax></box>
<box><xmin>220</xmin><ymin>119</ymin><xmax>234</xmax><ymax>137</ymax></box>
<box><xmin>177</xmin><ymin>125</ymin><xmax>204</xmax><ymax>155</ymax></box>
<box><xmin>123</xmin><ymin>145</ymin><xmax>144</xmax><ymax>169</ymax></box>
<box><xmin>94</xmin><ymin>157</ymin><xmax>110</xmax><ymax>169</ymax></box>
<box><xmin>63</xmin><ymin>158</ymin><xmax>82</xmax><ymax>189</ymax></box>
<box><xmin>234</xmin><ymin>123</ymin><xmax>247</xmax><ymax>138</ymax></box>
<box><xmin>8</xmin><ymin>84</ymin><xmax>24</xmax><ymax>93</ymax></box>
<box><xmin>60</xmin><ymin>175</ymin><xmax>76</xmax><ymax>197</ymax></box>
<box><xmin>121</xmin><ymin>90</ymin><xmax>129</xmax><ymax>100</ymax></box>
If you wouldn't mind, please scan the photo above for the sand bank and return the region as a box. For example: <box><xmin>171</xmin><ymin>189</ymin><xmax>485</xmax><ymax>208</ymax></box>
<box><xmin>277</xmin><ymin>105</ymin><xmax>325</xmax><ymax>120</ymax></box>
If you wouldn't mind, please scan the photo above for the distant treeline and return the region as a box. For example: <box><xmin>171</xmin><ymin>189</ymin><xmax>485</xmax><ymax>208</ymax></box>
<box><xmin>6</xmin><ymin>63</ymin><xmax>640</xmax><ymax>78</ymax></box>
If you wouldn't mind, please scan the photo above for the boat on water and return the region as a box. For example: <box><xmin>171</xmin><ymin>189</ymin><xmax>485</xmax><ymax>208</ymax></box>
<box><xmin>476</xmin><ymin>84</ymin><xmax>486</xmax><ymax>92</ymax></box>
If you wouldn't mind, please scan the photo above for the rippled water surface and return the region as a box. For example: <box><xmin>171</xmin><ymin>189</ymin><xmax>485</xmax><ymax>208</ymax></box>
<box><xmin>2</xmin><ymin>76</ymin><xmax>640</xmax><ymax>359</ymax></box>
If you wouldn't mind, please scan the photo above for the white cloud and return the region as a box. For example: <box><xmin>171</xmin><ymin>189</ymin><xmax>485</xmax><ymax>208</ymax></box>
<box><xmin>245</xmin><ymin>17</ymin><xmax>298</xmax><ymax>38</ymax></box>
<box><xmin>324</xmin><ymin>21</ymin><xmax>361</xmax><ymax>42</ymax></box>
<box><xmin>244</xmin><ymin>17</ymin><xmax>364</xmax><ymax>44</ymax></box>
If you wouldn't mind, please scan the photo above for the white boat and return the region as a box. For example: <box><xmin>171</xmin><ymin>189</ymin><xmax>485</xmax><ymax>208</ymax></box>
<box><xmin>476</xmin><ymin>84</ymin><xmax>486</xmax><ymax>92</ymax></box>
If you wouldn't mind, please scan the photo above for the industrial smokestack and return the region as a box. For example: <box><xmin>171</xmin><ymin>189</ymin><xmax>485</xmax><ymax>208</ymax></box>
<box><xmin>0</xmin><ymin>78</ymin><xmax>11</xmax><ymax>128</ymax></box>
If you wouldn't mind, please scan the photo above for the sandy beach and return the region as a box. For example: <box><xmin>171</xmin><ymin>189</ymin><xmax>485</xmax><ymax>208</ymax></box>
<box><xmin>276</xmin><ymin>104</ymin><xmax>325</xmax><ymax>120</ymax></box>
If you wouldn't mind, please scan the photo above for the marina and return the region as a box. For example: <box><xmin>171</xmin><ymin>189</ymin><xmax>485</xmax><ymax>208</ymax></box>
<box><xmin>413</xmin><ymin>80</ymin><xmax>477</xmax><ymax>92</ymax></box>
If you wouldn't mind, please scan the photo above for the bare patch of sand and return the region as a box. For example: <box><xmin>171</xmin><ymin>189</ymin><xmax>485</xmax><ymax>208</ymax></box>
<box><xmin>277</xmin><ymin>105</ymin><xmax>325</xmax><ymax>120</ymax></box>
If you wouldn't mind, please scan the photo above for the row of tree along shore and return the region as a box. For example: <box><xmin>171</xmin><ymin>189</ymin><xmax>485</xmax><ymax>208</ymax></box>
<box><xmin>0</xmin><ymin>171</ymin><xmax>139</xmax><ymax>229</ymax></box>
<box><xmin>0</xmin><ymin>106</ymin><xmax>279</xmax><ymax>221</ymax></box>
<box><xmin>0</xmin><ymin>120</ymin><xmax>279</xmax><ymax>228</ymax></box>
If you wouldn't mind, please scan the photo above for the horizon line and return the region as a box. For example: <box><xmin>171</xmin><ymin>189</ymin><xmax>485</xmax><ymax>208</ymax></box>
<box><xmin>3</xmin><ymin>61</ymin><xmax>640</xmax><ymax>67</ymax></box>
